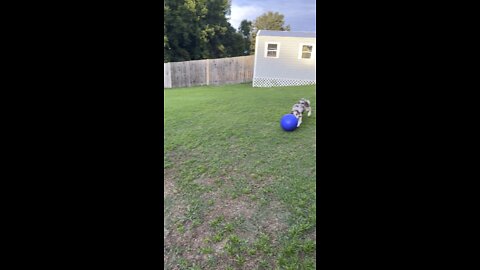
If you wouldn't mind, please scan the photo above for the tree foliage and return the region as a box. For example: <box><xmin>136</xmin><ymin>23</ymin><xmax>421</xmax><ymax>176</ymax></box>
<box><xmin>250</xmin><ymin>11</ymin><xmax>290</xmax><ymax>53</ymax></box>
<box><xmin>164</xmin><ymin>0</ymin><xmax>245</xmax><ymax>62</ymax></box>
<box><xmin>238</xmin><ymin>20</ymin><xmax>253</xmax><ymax>55</ymax></box>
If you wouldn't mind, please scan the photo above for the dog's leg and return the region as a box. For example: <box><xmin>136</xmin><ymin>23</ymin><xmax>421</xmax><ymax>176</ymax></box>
<box><xmin>307</xmin><ymin>101</ymin><xmax>312</xmax><ymax>116</ymax></box>
<box><xmin>297</xmin><ymin>115</ymin><xmax>303</xmax><ymax>127</ymax></box>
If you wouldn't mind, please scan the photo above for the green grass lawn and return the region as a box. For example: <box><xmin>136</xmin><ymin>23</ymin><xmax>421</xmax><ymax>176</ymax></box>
<box><xmin>164</xmin><ymin>83</ymin><xmax>316</xmax><ymax>270</ymax></box>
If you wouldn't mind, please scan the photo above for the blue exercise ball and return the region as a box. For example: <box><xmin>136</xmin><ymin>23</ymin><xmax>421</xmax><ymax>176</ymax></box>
<box><xmin>280</xmin><ymin>114</ymin><xmax>298</xmax><ymax>131</ymax></box>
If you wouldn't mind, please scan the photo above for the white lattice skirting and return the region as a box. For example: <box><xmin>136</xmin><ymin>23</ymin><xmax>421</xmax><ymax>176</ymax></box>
<box><xmin>252</xmin><ymin>77</ymin><xmax>316</xmax><ymax>87</ymax></box>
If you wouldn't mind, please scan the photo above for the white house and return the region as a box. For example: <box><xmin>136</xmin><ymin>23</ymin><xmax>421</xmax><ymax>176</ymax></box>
<box><xmin>252</xmin><ymin>30</ymin><xmax>316</xmax><ymax>87</ymax></box>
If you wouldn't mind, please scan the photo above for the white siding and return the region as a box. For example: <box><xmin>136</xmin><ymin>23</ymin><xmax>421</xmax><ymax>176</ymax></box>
<box><xmin>253</xmin><ymin>35</ymin><xmax>316</xmax><ymax>87</ymax></box>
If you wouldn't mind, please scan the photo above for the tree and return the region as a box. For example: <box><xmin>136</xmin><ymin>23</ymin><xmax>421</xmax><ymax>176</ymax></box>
<box><xmin>250</xmin><ymin>11</ymin><xmax>290</xmax><ymax>53</ymax></box>
<box><xmin>164</xmin><ymin>0</ymin><xmax>244</xmax><ymax>62</ymax></box>
<box><xmin>164</xmin><ymin>0</ymin><xmax>209</xmax><ymax>62</ymax></box>
<box><xmin>238</xmin><ymin>20</ymin><xmax>252</xmax><ymax>55</ymax></box>
<box><xmin>220</xmin><ymin>24</ymin><xmax>245</xmax><ymax>57</ymax></box>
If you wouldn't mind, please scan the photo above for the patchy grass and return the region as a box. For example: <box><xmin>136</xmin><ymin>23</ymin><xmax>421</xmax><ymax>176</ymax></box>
<box><xmin>164</xmin><ymin>83</ymin><xmax>316</xmax><ymax>269</ymax></box>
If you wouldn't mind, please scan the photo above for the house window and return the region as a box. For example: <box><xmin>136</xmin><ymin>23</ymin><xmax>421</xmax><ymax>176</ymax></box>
<box><xmin>265</xmin><ymin>42</ymin><xmax>280</xmax><ymax>58</ymax></box>
<box><xmin>299</xmin><ymin>44</ymin><xmax>314</xmax><ymax>59</ymax></box>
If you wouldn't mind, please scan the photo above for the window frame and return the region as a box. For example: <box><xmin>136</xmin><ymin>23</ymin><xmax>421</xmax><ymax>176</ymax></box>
<box><xmin>298</xmin><ymin>43</ymin><xmax>315</xmax><ymax>60</ymax></box>
<box><xmin>264</xmin><ymin>42</ymin><xmax>280</xmax><ymax>58</ymax></box>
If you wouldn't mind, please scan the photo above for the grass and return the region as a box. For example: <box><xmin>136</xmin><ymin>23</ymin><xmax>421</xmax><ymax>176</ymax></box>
<box><xmin>164</xmin><ymin>83</ymin><xmax>316</xmax><ymax>269</ymax></box>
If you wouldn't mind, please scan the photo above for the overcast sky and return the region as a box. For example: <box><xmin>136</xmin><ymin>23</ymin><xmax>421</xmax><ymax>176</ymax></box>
<box><xmin>228</xmin><ymin>0</ymin><xmax>316</xmax><ymax>32</ymax></box>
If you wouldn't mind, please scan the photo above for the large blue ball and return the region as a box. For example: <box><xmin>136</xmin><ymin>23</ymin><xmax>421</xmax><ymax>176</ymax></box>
<box><xmin>280</xmin><ymin>114</ymin><xmax>298</xmax><ymax>131</ymax></box>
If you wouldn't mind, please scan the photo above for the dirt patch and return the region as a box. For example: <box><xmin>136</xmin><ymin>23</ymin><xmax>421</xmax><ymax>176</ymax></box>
<box><xmin>165</xmin><ymin>200</ymin><xmax>251</xmax><ymax>268</ymax></box>
<box><xmin>257</xmin><ymin>200</ymin><xmax>290</xmax><ymax>243</ymax></box>
<box><xmin>194</xmin><ymin>176</ymin><xmax>216</xmax><ymax>186</ymax></box>
<box><xmin>308</xmin><ymin>229</ymin><xmax>316</xmax><ymax>242</ymax></box>
<box><xmin>164</xmin><ymin>166</ymin><xmax>191</xmax><ymax>269</ymax></box>
<box><xmin>164</xmin><ymin>213</ymin><xmax>214</xmax><ymax>268</ymax></box>
<box><xmin>164</xmin><ymin>149</ymin><xmax>192</xmax><ymax>196</ymax></box>
<box><xmin>164</xmin><ymin>170</ymin><xmax>291</xmax><ymax>269</ymax></box>
<box><xmin>165</xmin><ymin>149</ymin><xmax>189</xmax><ymax>162</ymax></box>
<box><xmin>164</xmin><ymin>168</ymin><xmax>178</xmax><ymax>197</ymax></box>
<box><xmin>211</xmin><ymin>194</ymin><xmax>256</xmax><ymax>220</ymax></box>
<box><xmin>219</xmin><ymin>176</ymin><xmax>286</xmax><ymax>236</ymax></box>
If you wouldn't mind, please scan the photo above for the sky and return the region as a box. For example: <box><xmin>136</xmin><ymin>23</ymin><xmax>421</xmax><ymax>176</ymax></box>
<box><xmin>228</xmin><ymin>0</ymin><xmax>316</xmax><ymax>32</ymax></box>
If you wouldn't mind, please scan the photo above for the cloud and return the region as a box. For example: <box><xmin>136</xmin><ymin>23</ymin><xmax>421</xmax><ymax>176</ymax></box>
<box><xmin>228</xmin><ymin>4</ymin><xmax>266</xmax><ymax>30</ymax></box>
<box><xmin>228</xmin><ymin>0</ymin><xmax>316</xmax><ymax>32</ymax></box>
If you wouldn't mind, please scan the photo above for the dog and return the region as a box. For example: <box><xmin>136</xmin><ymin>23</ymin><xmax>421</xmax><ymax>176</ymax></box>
<box><xmin>291</xmin><ymin>98</ymin><xmax>312</xmax><ymax>127</ymax></box>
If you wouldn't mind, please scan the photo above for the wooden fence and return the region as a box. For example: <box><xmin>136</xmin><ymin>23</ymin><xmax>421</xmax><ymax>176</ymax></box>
<box><xmin>164</xmin><ymin>55</ymin><xmax>254</xmax><ymax>88</ymax></box>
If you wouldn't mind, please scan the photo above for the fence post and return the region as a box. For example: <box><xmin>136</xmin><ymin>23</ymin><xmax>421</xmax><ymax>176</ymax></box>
<box><xmin>164</xmin><ymin>62</ymin><xmax>172</xmax><ymax>88</ymax></box>
<box><xmin>206</xmin><ymin>59</ymin><xmax>210</xmax><ymax>86</ymax></box>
